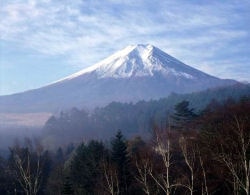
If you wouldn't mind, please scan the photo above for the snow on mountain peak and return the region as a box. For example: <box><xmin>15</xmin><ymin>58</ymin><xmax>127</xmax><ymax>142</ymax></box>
<box><xmin>60</xmin><ymin>44</ymin><xmax>204</xmax><ymax>82</ymax></box>
<box><xmin>0</xmin><ymin>44</ymin><xmax>238</xmax><ymax>114</ymax></box>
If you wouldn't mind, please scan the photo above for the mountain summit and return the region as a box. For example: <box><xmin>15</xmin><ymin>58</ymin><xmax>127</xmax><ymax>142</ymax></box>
<box><xmin>60</xmin><ymin>44</ymin><xmax>211</xmax><ymax>81</ymax></box>
<box><xmin>0</xmin><ymin>44</ymin><xmax>237</xmax><ymax>113</ymax></box>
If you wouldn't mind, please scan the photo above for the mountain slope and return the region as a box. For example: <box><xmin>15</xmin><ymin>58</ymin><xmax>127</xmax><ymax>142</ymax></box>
<box><xmin>0</xmin><ymin>44</ymin><xmax>237</xmax><ymax>113</ymax></box>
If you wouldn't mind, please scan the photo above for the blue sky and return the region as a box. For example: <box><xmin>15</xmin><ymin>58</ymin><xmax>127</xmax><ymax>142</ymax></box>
<box><xmin>0</xmin><ymin>0</ymin><xmax>249</xmax><ymax>95</ymax></box>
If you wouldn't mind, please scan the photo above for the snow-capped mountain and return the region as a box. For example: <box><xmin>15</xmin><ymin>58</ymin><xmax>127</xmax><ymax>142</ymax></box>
<box><xmin>0</xmin><ymin>44</ymin><xmax>237</xmax><ymax>113</ymax></box>
<box><xmin>58</xmin><ymin>44</ymin><xmax>211</xmax><ymax>80</ymax></box>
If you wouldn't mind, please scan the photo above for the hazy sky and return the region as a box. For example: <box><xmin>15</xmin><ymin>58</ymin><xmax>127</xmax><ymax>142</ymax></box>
<box><xmin>0</xmin><ymin>0</ymin><xmax>249</xmax><ymax>95</ymax></box>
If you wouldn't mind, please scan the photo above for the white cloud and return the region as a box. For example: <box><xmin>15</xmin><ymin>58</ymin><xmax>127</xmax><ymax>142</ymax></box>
<box><xmin>0</xmin><ymin>0</ymin><xmax>249</xmax><ymax>81</ymax></box>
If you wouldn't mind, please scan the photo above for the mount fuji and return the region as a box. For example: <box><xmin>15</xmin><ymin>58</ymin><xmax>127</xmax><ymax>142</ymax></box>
<box><xmin>0</xmin><ymin>44</ymin><xmax>237</xmax><ymax>113</ymax></box>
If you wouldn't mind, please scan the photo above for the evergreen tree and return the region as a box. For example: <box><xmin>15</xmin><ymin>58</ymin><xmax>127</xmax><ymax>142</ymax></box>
<box><xmin>111</xmin><ymin>130</ymin><xmax>131</xmax><ymax>194</ymax></box>
<box><xmin>62</xmin><ymin>176</ymin><xmax>74</xmax><ymax>195</ymax></box>
<box><xmin>70</xmin><ymin>141</ymin><xmax>106</xmax><ymax>193</ymax></box>
<box><xmin>55</xmin><ymin>147</ymin><xmax>64</xmax><ymax>163</ymax></box>
<box><xmin>171</xmin><ymin>100</ymin><xmax>196</xmax><ymax>129</ymax></box>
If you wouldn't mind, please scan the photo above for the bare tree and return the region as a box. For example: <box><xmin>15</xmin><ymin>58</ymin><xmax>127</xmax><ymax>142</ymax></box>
<box><xmin>198</xmin><ymin>149</ymin><xmax>209</xmax><ymax>195</ymax></box>
<box><xmin>179</xmin><ymin>136</ymin><xmax>196</xmax><ymax>195</ymax></box>
<box><xmin>148</xmin><ymin>126</ymin><xmax>176</xmax><ymax>195</ymax></box>
<box><xmin>135</xmin><ymin>158</ymin><xmax>151</xmax><ymax>195</ymax></box>
<box><xmin>11</xmin><ymin>147</ymin><xmax>43</xmax><ymax>195</ymax></box>
<box><xmin>101</xmin><ymin>159</ymin><xmax>119</xmax><ymax>195</ymax></box>
<box><xmin>218</xmin><ymin>115</ymin><xmax>250</xmax><ymax>195</ymax></box>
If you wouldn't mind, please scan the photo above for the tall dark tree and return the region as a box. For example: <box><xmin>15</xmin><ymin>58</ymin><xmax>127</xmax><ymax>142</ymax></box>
<box><xmin>62</xmin><ymin>176</ymin><xmax>74</xmax><ymax>195</ymax></box>
<box><xmin>171</xmin><ymin>100</ymin><xmax>196</xmax><ymax>129</ymax></box>
<box><xmin>55</xmin><ymin>147</ymin><xmax>64</xmax><ymax>163</ymax></box>
<box><xmin>111</xmin><ymin>130</ymin><xmax>131</xmax><ymax>194</ymax></box>
<box><xmin>0</xmin><ymin>156</ymin><xmax>10</xmax><ymax>194</ymax></box>
<box><xmin>70</xmin><ymin>140</ymin><xmax>107</xmax><ymax>194</ymax></box>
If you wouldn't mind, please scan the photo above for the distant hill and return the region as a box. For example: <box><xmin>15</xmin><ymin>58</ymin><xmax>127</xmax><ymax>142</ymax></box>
<box><xmin>42</xmin><ymin>84</ymin><xmax>250</xmax><ymax>147</ymax></box>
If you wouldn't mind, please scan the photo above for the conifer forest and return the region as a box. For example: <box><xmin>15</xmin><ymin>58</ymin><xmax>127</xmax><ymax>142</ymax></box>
<box><xmin>0</xmin><ymin>97</ymin><xmax>249</xmax><ymax>194</ymax></box>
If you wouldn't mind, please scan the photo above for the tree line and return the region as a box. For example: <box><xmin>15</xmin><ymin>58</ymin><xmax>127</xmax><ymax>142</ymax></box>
<box><xmin>42</xmin><ymin>84</ymin><xmax>250</xmax><ymax>147</ymax></box>
<box><xmin>0</xmin><ymin>97</ymin><xmax>249</xmax><ymax>194</ymax></box>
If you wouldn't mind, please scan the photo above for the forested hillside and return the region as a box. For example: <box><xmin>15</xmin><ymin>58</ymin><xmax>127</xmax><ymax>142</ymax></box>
<box><xmin>42</xmin><ymin>84</ymin><xmax>250</xmax><ymax>147</ymax></box>
<box><xmin>0</xmin><ymin>96</ymin><xmax>249</xmax><ymax>194</ymax></box>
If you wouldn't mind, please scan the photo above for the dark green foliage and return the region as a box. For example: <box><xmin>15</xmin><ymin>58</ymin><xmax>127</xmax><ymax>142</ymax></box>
<box><xmin>43</xmin><ymin>84</ymin><xmax>250</xmax><ymax>146</ymax></box>
<box><xmin>45</xmin><ymin>146</ymin><xmax>66</xmax><ymax>195</ymax></box>
<box><xmin>171</xmin><ymin>100</ymin><xmax>197</xmax><ymax>129</ymax></box>
<box><xmin>111</xmin><ymin>130</ymin><xmax>131</xmax><ymax>194</ymax></box>
<box><xmin>111</xmin><ymin>131</ymin><xmax>129</xmax><ymax>165</ymax></box>
<box><xmin>55</xmin><ymin>147</ymin><xmax>64</xmax><ymax>163</ymax></box>
<box><xmin>70</xmin><ymin>140</ymin><xmax>107</xmax><ymax>193</ymax></box>
<box><xmin>62</xmin><ymin>176</ymin><xmax>74</xmax><ymax>195</ymax></box>
<box><xmin>65</xmin><ymin>143</ymin><xmax>75</xmax><ymax>156</ymax></box>
<box><xmin>0</xmin><ymin>157</ymin><xmax>9</xmax><ymax>194</ymax></box>
<box><xmin>0</xmin><ymin>97</ymin><xmax>249</xmax><ymax>194</ymax></box>
<box><xmin>40</xmin><ymin>150</ymin><xmax>51</xmax><ymax>194</ymax></box>
<box><xmin>43</xmin><ymin>109</ymin><xmax>91</xmax><ymax>146</ymax></box>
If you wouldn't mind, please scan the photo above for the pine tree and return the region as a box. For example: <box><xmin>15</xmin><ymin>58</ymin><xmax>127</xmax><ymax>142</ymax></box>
<box><xmin>62</xmin><ymin>176</ymin><xmax>74</xmax><ymax>195</ymax></box>
<box><xmin>70</xmin><ymin>141</ymin><xmax>106</xmax><ymax>193</ymax></box>
<box><xmin>111</xmin><ymin>130</ymin><xmax>130</xmax><ymax>194</ymax></box>
<box><xmin>171</xmin><ymin>100</ymin><xmax>196</xmax><ymax>129</ymax></box>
